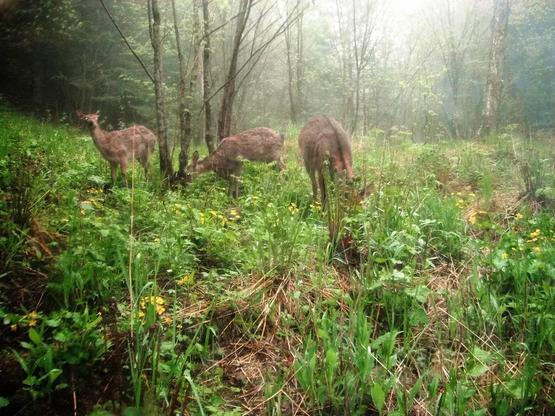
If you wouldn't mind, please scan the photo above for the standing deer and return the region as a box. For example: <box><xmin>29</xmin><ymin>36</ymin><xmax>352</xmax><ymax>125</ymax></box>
<box><xmin>190</xmin><ymin>127</ymin><xmax>285</xmax><ymax>197</ymax></box>
<box><xmin>298</xmin><ymin>115</ymin><xmax>354</xmax><ymax>204</ymax></box>
<box><xmin>76</xmin><ymin>110</ymin><xmax>157</xmax><ymax>186</ymax></box>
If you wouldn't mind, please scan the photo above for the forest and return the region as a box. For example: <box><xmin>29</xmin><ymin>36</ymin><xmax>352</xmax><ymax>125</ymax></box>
<box><xmin>0</xmin><ymin>0</ymin><xmax>554</xmax><ymax>414</ymax></box>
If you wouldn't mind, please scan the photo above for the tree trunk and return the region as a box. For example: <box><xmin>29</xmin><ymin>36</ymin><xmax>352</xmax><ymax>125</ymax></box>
<box><xmin>217</xmin><ymin>0</ymin><xmax>251</xmax><ymax>141</ymax></box>
<box><xmin>201</xmin><ymin>0</ymin><xmax>215</xmax><ymax>154</ymax></box>
<box><xmin>285</xmin><ymin>22</ymin><xmax>297</xmax><ymax>123</ymax></box>
<box><xmin>149</xmin><ymin>0</ymin><xmax>173</xmax><ymax>182</ymax></box>
<box><xmin>296</xmin><ymin>10</ymin><xmax>304</xmax><ymax>118</ymax></box>
<box><xmin>172</xmin><ymin>0</ymin><xmax>194</xmax><ymax>178</ymax></box>
<box><xmin>284</xmin><ymin>1</ymin><xmax>304</xmax><ymax>124</ymax></box>
<box><xmin>479</xmin><ymin>0</ymin><xmax>511</xmax><ymax>137</ymax></box>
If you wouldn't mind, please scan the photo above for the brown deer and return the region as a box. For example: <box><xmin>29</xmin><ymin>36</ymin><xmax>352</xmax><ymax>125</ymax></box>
<box><xmin>298</xmin><ymin>115</ymin><xmax>353</xmax><ymax>203</ymax></box>
<box><xmin>76</xmin><ymin>110</ymin><xmax>157</xmax><ymax>186</ymax></box>
<box><xmin>190</xmin><ymin>127</ymin><xmax>285</xmax><ymax>197</ymax></box>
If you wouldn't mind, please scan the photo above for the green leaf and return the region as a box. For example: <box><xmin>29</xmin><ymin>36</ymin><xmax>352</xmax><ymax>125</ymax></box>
<box><xmin>0</xmin><ymin>397</ymin><xmax>9</xmax><ymax>408</ymax></box>
<box><xmin>468</xmin><ymin>363</ymin><xmax>489</xmax><ymax>378</ymax></box>
<box><xmin>371</xmin><ymin>382</ymin><xmax>385</xmax><ymax>414</ymax></box>
<box><xmin>29</xmin><ymin>328</ymin><xmax>42</xmax><ymax>345</ymax></box>
<box><xmin>325</xmin><ymin>348</ymin><xmax>338</xmax><ymax>370</ymax></box>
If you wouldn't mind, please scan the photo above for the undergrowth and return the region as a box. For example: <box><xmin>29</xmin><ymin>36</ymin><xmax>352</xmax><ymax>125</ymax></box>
<box><xmin>0</xmin><ymin>106</ymin><xmax>554</xmax><ymax>415</ymax></box>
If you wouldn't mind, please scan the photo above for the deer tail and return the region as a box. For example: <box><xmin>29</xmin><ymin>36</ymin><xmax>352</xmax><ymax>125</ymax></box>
<box><xmin>324</xmin><ymin>116</ymin><xmax>352</xmax><ymax>177</ymax></box>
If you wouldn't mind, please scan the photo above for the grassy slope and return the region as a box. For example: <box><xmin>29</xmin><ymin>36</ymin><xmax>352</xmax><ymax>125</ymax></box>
<box><xmin>0</xmin><ymin>106</ymin><xmax>554</xmax><ymax>415</ymax></box>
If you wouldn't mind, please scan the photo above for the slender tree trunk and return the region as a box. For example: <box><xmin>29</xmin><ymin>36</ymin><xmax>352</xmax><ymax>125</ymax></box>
<box><xmin>149</xmin><ymin>0</ymin><xmax>173</xmax><ymax>182</ymax></box>
<box><xmin>285</xmin><ymin>21</ymin><xmax>297</xmax><ymax>123</ymax></box>
<box><xmin>201</xmin><ymin>0</ymin><xmax>215</xmax><ymax>154</ymax></box>
<box><xmin>217</xmin><ymin>0</ymin><xmax>251</xmax><ymax>141</ymax></box>
<box><xmin>479</xmin><ymin>0</ymin><xmax>511</xmax><ymax>137</ymax></box>
<box><xmin>296</xmin><ymin>10</ymin><xmax>304</xmax><ymax>118</ymax></box>
<box><xmin>285</xmin><ymin>1</ymin><xmax>304</xmax><ymax>124</ymax></box>
<box><xmin>172</xmin><ymin>0</ymin><xmax>193</xmax><ymax>178</ymax></box>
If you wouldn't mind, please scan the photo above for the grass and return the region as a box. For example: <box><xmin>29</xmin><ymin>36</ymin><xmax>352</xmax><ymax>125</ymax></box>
<box><xmin>0</xmin><ymin>104</ymin><xmax>554</xmax><ymax>415</ymax></box>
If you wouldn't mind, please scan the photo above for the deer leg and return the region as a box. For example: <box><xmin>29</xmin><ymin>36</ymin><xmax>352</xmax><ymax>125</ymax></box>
<box><xmin>230</xmin><ymin>162</ymin><xmax>242</xmax><ymax>198</ymax></box>
<box><xmin>120</xmin><ymin>160</ymin><xmax>128</xmax><ymax>187</ymax></box>
<box><xmin>317</xmin><ymin>170</ymin><xmax>327</xmax><ymax>206</ymax></box>
<box><xmin>110</xmin><ymin>162</ymin><xmax>118</xmax><ymax>187</ymax></box>
<box><xmin>277</xmin><ymin>157</ymin><xmax>286</xmax><ymax>172</ymax></box>
<box><xmin>142</xmin><ymin>158</ymin><xmax>151</xmax><ymax>180</ymax></box>
<box><xmin>308</xmin><ymin>169</ymin><xmax>318</xmax><ymax>201</ymax></box>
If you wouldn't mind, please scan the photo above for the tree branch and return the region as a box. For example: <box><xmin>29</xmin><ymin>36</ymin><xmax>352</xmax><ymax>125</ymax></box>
<box><xmin>98</xmin><ymin>0</ymin><xmax>154</xmax><ymax>84</ymax></box>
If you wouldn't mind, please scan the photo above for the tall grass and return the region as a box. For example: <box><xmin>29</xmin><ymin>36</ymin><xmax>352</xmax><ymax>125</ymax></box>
<box><xmin>1</xmin><ymin>106</ymin><xmax>554</xmax><ymax>415</ymax></box>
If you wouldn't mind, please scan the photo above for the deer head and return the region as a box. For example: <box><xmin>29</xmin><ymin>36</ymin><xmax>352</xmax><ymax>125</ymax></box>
<box><xmin>76</xmin><ymin>110</ymin><xmax>100</xmax><ymax>128</ymax></box>
<box><xmin>190</xmin><ymin>151</ymin><xmax>211</xmax><ymax>178</ymax></box>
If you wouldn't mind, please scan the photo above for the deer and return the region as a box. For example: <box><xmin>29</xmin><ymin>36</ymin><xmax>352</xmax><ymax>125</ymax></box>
<box><xmin>298</xmin><ymin>115</ymin><xmax>354</xmax><ymax>204</ymax></box>
<box><xmin>190</xmin><ymin>127</ymin><xmax>285</xmax><ymax>197</ymax></box>
<box><xmin>76</xmin><ymin>110</ymin><xmax>157</xmax><ymax>186</ymax></box>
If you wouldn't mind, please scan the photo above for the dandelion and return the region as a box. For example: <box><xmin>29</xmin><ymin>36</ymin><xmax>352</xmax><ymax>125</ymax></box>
<box><xmin>310</xmin><ymin>201</ymin><xmax>322</xmax><ymax>212</ymax></box>
<box><xmin>228</xmin><ymin>208</ymin><xmax>241</xmax><ymax>220</ymax></box>
<box><xmin>177</xmin><ymin>273</ymin><xmax>193</xmax><ymax>286</ymax></box>
<box><xmin>27</xmin><ymin>311</ymin><xmax>39</xmax><ymax>320</ymax></box>
<box><xmin>528</xmin><ymin>229</ymin><xmax>541</xmax><ymax>242</ymax></box>
<box><xmin>288</xmin><ymin>203</ymin><xmax>299</xmax><ymax>215</ymax></box>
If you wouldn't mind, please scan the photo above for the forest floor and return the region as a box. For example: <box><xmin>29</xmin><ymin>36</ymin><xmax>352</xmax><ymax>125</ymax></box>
<box><xmin>1</xmin><ymin>106</ymin><xmax>554</xmax><ymax>415</ymax></box>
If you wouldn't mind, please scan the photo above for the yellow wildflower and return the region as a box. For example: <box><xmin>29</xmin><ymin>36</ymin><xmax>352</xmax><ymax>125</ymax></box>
<box><xmin>501</xmin><ymin>252</ymin><xmax>508</xmax><ymax>259</ymax></box>
<box><xmin>533</xmin><ymin>246</ymin><xmax>541</xmax><ymax>253</ymax></box>
<box><xmin>530</xmin><ymin>229</ymin><xmax>541</xmax><ymax>238</ymax></box>
<box><xmin>515</xmin><ymin>213</ymin><xmax>523</xmax><ymax>220</ymax></box>
<box><xmin>228</xmin><ymin>208</ymin><xmax>241</xmax><ymax>220</ymax></box>
<box><xmin>177</xmin><ymin>273</ymin><xmax>193</xmax><ymax>286</ymax></box>
<box><xmin>27</xmin><ymin>311</ymin><xmax>40</xmax><ymax>320</ymax></box>
<box><xmin>28</xmin><ymin>319</ymin><xmax>37</xmax><ymax>327</ymax></box>
<box><xmin>10</xmin><ymin>324</ymin><xmax>17</xmax><ymax>332</ymax></box>
<box><xmin>288</xmin><ymin>203</ymin><xmax>299</xmax><ymax>215</ymax></box>
<box><xmin>162</xmin><ymin>315</ymin><xmax>172</xmax><ymax>325</ymax></box>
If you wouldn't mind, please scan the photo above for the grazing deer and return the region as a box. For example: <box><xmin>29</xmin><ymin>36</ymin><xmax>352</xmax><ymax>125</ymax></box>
<box><xmin>298</xmin><ymin>115</ymin><xmax>353</xmax><ymax>203</ymax></box>
<box><xmin>190</xmin><ymin>127</ymin><xmax>285</xmax><ymax>197</ymax></box>
<box><xmin>76</xmin><ymin>110</ymin><xmax>157</xmax><ymax>186</ymax></box>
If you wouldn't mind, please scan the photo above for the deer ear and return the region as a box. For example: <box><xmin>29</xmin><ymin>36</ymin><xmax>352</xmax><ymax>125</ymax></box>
<box><xmin>95</xmin><ymin>110</ymin><xmax>100</xmax><ymax>115</ymax></box>
<box><xmin>76</xmin><ymin>109</ymin><xmax>83</xmax><ymax>117</ymax></box>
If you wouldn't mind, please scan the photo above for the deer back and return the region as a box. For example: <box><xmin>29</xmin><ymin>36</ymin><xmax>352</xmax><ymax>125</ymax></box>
<box><xmin>191</xmin><ymin>127</ymin><xmax>283</xmax><ymax>177</ymax></box>
<box><xmin>298</xmin><ymin>116</ymin><xmax>353</xmax><ymax>178</ymax></box>
<box><xmin>106</xmin><ymin>125</ymin><xmax>157</xmax><ymax>162</ymax></box>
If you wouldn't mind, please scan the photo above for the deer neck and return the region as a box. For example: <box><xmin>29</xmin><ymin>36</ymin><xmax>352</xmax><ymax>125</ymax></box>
<box><xmin>89</xmin><ymin>124</ymin><xmax>110</xmax><ymax>149</ymax></box>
